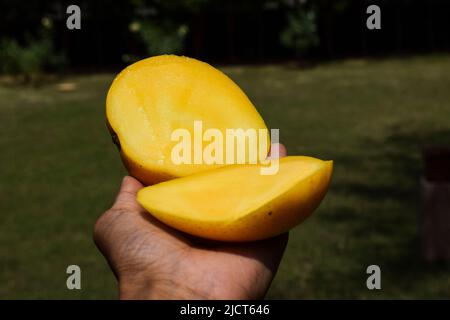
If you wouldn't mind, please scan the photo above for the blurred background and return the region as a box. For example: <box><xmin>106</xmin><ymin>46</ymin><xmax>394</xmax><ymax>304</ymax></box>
<box><xmin>1</xmin><ymin>0</ymin><xmax>450</xmax><ymax>299</ymax></box>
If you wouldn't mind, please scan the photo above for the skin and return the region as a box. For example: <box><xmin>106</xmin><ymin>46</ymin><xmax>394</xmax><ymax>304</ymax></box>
<box><xmin>94</xmin><ymin>144</ymin><xmax>288</xmax><ymax>299</ymax></box>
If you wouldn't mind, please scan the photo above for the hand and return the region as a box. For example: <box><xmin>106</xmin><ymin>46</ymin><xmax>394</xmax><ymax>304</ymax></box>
<box><xmin>94</xmin><ymin>144</ymin><xmax>288</xmax><ymax>300</ymax></box>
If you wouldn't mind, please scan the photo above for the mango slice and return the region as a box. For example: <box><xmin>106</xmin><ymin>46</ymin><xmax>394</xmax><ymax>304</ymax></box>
<box><xmin>106</xmin><ymin>55</ymin><xmax>269</xmax><ymax>185</ymax></box>
<box><xmin>137</xmin><ymin>156</ymin><xmax>333</xmax><ymax>241</ymax></box>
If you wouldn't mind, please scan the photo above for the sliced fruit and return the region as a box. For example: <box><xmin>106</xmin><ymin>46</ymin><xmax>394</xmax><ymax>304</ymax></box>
<box><xmin>106</xmin><ymin>55</ymin><xmax>269</xmax><ymax>185</ymax></box>
<box><xmin>137</xmin><ymin>156</ymin><xmax>333</xmax><ymax>241</ymax></box>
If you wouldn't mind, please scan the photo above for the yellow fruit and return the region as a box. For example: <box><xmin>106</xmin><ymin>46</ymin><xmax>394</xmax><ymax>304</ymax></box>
<box><xmin>106</xmin><ymin>55</ymin><xmax>269</xmax><ymax>185</ymax></box>
<box><xmin>107</xmin><ymin>55</ymin><xmax>333</xmax><ymax>241</ymax></box>
<box><xmin>137</xmin><ymin>156</ymin><xmax>333</xmax><ymax>241</ymax></box>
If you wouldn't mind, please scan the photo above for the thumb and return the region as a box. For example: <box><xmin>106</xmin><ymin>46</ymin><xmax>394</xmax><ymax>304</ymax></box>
<box><xmin>268</xmin><ymin>143</ymin><xmax>287</xmax><ymax>159</ymax></box>
<box><xmin>112</xmin><ymin>176</ymin><xmax>145</xmax><ymax>211</ymax></box>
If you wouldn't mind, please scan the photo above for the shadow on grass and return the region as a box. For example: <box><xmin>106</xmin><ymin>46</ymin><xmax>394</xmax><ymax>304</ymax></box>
<box><xmin>317</xmin><ymin>126</ymin><xmax>450</xmax><ymax>297</ymax></box>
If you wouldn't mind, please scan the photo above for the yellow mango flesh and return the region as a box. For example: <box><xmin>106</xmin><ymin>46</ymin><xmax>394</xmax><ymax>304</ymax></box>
<box><xmin>106</xmin><ymin>55</ymin><xmax>269</xmax><ymax>185</ymax></box>
<box><xmin>137</xmin><ymin>156</ymin><xmax>333</xmax><ymax>242</ymax></box>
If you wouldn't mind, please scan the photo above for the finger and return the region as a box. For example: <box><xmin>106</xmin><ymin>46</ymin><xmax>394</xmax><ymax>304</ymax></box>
<box><xmin>235</xmin><ymin>233</ymin><xmax>289</xmax><ymax>270</ymax></box>
<box><xmin>219</xmin><ymin>232</ymin><xmax>289</xmax><ymax>297</ymax></box>
<box><xmin>268</xmin><ymin>143</ymin><xmax>287</xmax><ymax>159</ymax></box>
<box><xmin>112</xmin><ymin>175</ymin><xmax>145</xmax><ymax>211</ymax></box>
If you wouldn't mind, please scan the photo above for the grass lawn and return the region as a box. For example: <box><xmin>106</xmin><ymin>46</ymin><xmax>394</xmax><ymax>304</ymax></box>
<box><xmin>1</xmin><ymin>55</ymin><xmax>450</xmax><ymax>299</ymax></box>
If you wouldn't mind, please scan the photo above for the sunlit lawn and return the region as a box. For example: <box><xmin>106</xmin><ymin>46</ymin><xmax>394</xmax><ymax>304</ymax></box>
<box><xmin>1</xmin><ymin>54</ymin><xmax>450</xmax><ymax>299</ymax></box>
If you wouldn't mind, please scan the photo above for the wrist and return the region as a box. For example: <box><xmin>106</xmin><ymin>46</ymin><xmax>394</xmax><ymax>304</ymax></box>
<box><xmin>119</xmin><ymin>273</ymin><xmax>211</xmax><ymax>300</ymax></box>
<box><xmin>119</xmin><ymin>273</ymin><xmax>156</xmax><ymax>299</ymax></box>
<box><xmin>117</xmin><ymin>269</ymin><xmax>260</xmax><ymax>300</ymax></box>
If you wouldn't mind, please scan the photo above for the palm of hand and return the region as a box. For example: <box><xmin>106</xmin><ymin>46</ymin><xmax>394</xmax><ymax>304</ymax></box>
<box><xmin>94</xmin><ymin>176</ymin><xmax>288</xmax><ymax>299</ymax></box>
<box><xmin>95</xmin><ymin>143</ymin><xmax>288</xmax><ymax>299</ymax></box>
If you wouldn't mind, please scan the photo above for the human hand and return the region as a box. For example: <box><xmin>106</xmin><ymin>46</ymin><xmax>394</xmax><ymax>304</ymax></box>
<box><xmin>94</xmin><ymin>144</ymin><xmax>288</xmax><ymax>299</ymax></box>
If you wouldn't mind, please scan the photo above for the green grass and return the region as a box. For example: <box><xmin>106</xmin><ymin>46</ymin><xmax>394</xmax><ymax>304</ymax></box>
<box><xmin>1</xmin><ymin>55</ymin><xmax>450</xmax><ymax>299</ymax></box>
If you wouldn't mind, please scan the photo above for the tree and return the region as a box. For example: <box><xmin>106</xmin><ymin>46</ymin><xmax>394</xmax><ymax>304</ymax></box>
<box><xmin>280</xmin><ymin>3</ymin><xmax>319</xmax><ymax>60</ymax></box>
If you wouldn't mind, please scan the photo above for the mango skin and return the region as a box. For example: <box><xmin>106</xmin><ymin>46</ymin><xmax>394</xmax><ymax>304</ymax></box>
<box><xmin>137</xmin><ymin>157</ymin><xmax>333</xmax><ymax>242</ymax></box>
<box><xmin>106</xmin><ymin>55</ymin><xmax>269</xmax><ymax>185</ymax></box>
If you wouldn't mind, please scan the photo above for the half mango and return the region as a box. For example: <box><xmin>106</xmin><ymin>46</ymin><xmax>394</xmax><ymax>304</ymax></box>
<box><xmin>106</xmin><ymin>55</ymin><xmax>269</xmax><ymax>185</ymax></box>
<box><xmin>138</xmin><ymin>156</ymin><xmax>332</xmax><ymax>241</ymax></box>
